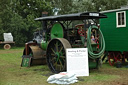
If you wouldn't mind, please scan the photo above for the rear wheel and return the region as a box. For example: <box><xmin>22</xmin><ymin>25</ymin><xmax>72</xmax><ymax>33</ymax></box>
<box><xmin>46</xmin><ymin>38</ymin><xmax>71</xmax><ymax>73</ymax></box>
<box><xmin>4</xmin><ymin>44</ymin><xmax>11</xmax><ymax>49</ymax></box>
<box><xmin>108</xmin><ymin>52</ymin><xmax>115</xmax><ymax>66</ymax></box>
<box><xmin>108</xmin><ymin>52</ymin><xmax>124</xmax><ymax>66</ymax></box>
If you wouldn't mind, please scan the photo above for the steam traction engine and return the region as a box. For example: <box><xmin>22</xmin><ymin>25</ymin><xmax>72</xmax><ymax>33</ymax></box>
<box><xmin>21</xmin><ymin>12</ymin><xmax>107</xmax><ymax>73</ymax></box>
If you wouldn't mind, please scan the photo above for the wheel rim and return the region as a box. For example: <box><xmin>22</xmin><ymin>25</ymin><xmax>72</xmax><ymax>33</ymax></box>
<box><xmin>47</xmin><ymin>38</ymin><xmax>71</xmax><ymax>73</ymax></box>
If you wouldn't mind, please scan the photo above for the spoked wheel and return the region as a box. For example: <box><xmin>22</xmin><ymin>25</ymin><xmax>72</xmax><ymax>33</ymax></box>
<box><xmin>108</xmin><ymin>52</ymin><xmax>115</xmax><ymax>66</ymax></box>
<box><xmin>114</xmin><ymin>52</ymin><xmax>123</xmax><ymax>62</ymax></box>
<box><xmin>46</xmin><ymin>38</ymin><xmax>71</xmax><ymax>73</ymax></box>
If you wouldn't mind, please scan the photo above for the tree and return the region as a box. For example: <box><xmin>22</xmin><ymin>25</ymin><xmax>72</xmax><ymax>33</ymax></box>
<box><xmin>15</xmin><ymin>0</ymin><xmax>53</xmax><ymax>18</ymax></box>
<box><xmin>9</xmin><ymin>13</ymin><xmax>28</xmax><ymax>45</ymax></box>
<box><xmin>52</xmin><ymin>0</ymin><xmax>128</xmax><ymax>14</ymax></box>
<box><xmin>72</xmin><ymin>0</ymin><xmax>128</xmax><ymax>12</ymax></box>
<box><xmin>52</xmin><ymin>0</ymin><xmax>74</xmax><ymax>14</ymax></box>
<box><xmin>91</xmin><ymin>0</ymin><xmax>128</xmax><ymax>11</ymax></box>
<box><xmin>0</xmin><ymin>0</ymin><xmax>12</xmax><ymax>40</ymax></box>
<box><xmin>0</xmin><ymin>0</ymin><xmax>53</xmax><ymax>45</ymax></box>
<box><xmin>0</xmin><ymin>2</ymin><xmax>28</xmax><ymax>45</ymax></box>
<box><xmin>14</xmin><ymin>0</ymin><xmax>53</xmax><ymax>44</ymax></box>
<box><xmin>72</xmin><ymin>0</ymin><xmax>95</xmax><ymax>13</ymax></box>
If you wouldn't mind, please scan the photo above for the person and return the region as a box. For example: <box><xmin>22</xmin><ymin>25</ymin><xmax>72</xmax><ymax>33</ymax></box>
<box><xmin>91</xmin><ymin>35</ymin><xmax>96</xmax><ymax>44</ymax></box>
<box><xmin>91</xmin><ymin>35</ymin><xmax>95</xmax><ymax>41</ymax></box>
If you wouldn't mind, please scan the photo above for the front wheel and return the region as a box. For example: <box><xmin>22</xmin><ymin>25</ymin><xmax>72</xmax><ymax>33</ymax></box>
<box><xmin>46</xmin><ymin>38</ymin><xmax>71</xmax><ymax>73</ymax></box>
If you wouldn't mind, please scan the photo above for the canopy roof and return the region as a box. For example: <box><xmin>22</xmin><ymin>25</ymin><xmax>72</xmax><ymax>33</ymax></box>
<box><xmin>35</xmin><ymin>12</ymin><xmax>107</xmax><ymax>21</ymax></box>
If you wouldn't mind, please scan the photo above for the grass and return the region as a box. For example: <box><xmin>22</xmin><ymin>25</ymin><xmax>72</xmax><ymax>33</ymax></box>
<box><xmin>0</xmin><ymin>47</ymin><xmax>128</xmax><ymax>85</ymax></box>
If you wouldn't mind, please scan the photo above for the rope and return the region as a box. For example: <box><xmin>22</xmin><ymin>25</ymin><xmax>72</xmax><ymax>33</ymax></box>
<box><xmin>87</xmin><ymin>25</ymin><xmax>105</xmax><ymax>59</ymax></box>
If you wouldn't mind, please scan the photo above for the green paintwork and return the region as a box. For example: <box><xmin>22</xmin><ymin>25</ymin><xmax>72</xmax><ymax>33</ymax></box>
<box><xmin>41</xmin><ymin>40</ymin><xmax>48</xmax><ymax>50</ymax></box>
<box><xmin>80</xmin><ymin>36</ymin><xmax>85</xmax><ymax>45</ymax></box>
<box><xmin>51</xmin><ymin>23</ymin><xmax>64</xmax><ymax>39</ymax></box>
<box><xmin>21</xmin><ymin>57</ymin><xmax>31</xmax><ymax>67</ymax></box>
<box><xmin>100</xmin><ymin>9</ymin><xmax>128</xmax><ymax>52</ymax></box>
<box><xmin>89</xmin><ymin>60</ymin><xmax>97</xmax><ymax>68</ymax></box>
<box><xmin>91</xmin><ymin>43</ymin><xmax>99</xmax><ymax>51</ymax></box>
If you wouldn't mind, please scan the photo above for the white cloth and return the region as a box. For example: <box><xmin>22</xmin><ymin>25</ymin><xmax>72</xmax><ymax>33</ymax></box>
<box><xmin>47</xmin><ymin>72</ymin><xmax>78</xmax><ymax>85</ymax></box>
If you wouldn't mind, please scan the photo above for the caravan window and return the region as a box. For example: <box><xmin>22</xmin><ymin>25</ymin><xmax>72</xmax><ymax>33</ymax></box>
<box><xmin>116</xmin><ymin>11</ymin><xmax>126</xmax><ymax>27</ymax></box>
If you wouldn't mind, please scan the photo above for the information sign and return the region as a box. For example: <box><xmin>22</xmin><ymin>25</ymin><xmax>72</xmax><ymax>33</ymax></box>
<box><xmin>66</xmin><ymin>48</ymin><xmax>89</xmax><ymax>76</ymax></box>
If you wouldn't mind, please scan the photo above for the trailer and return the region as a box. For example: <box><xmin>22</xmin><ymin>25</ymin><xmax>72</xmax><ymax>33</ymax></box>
<box><xmin>100</xmin><ymin>8</ymin><xmax>128</xmax><ymax>66</ymax></box>
<box><xmin>0</xmin><ymin>33</ymin><xmax>15</xmax><ymax>49</ymax></box>
<box><xmin>21</xmin><ymin>12</ymin><xmax>107</xmax><ymax>73</ymax></box>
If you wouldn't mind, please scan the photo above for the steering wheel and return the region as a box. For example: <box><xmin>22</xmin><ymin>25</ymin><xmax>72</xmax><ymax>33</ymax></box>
<box><xmin>75</xmin><ymin>24</ymin><xmax>86</xmax><ymax>37</ymax></box>
<box><xmin>77</xmin><ymin>27</ymin><xmax>86</xmax><ymax>37</ymax></box>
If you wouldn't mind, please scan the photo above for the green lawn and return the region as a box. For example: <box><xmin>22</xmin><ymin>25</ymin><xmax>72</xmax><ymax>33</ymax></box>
<box><xmin>0</xmin><ymin>47</ymin><xmax>128</xmax><ymax>85</ymax></box>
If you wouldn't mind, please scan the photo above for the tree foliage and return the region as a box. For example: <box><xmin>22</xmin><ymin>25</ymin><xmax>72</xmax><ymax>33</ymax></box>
<box><xmin>92</xmin><ymin>0</ymin><xmax>128</xmax><ymax>11</ymax></box>
<box><xmin>0</xmin><ymin>0</ymin><xmax>52</xmax><ymax>45</ymax></box>
<box><xmin>52</xmin><ymin>0</ymin><xmax>74</xmax><ymax>14</ymax></box>
<box><xmin>52</xmin><ymin>0</ymin><xmax>128</xmax><ymax>14</ymax></box>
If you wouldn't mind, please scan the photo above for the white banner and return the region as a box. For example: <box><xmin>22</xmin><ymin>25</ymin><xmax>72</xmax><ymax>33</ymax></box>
<box><xmin>66</xmin><ymin>48</ymin><xmax>89</xmax><ymax>77</ymax></box>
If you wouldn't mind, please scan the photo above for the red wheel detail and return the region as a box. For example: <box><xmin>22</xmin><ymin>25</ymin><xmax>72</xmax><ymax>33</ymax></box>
<box><xmin>108</xmin><ymin>52</ymin><xmax>125</xmax><ymax>66</ymax></box>
<box><xmin>78</xmin><ymin>28</ymin><xmax>85</xmax><ymax>37</ymax></box>
<box><xmin>108</xmin><ymin>52</ymin><xmax>115</xmax><ymax>66</ymax></box>
<box><xmin>115</xmin><ymin>52</ymin><xmax>124</xmax><ymax>63</ymax></box>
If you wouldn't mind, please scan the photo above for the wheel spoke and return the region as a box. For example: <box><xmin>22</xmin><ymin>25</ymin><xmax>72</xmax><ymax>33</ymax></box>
<box><xmin>59</xmin><ymin>46</ymin><xmax>63</xmax><ymax>53</ymax></box>
<box><xmin>60</xmin><ymin>57</ymin><xmax>66</xmax><ymax>69</ymax></box>
<box><xmin>60</xmin><ymin>56</ymin><xmax>65</xmax><ymax>58</ymax></box>
<box><xmin>58</xmin><ymin>60</ymin><xmax>62</xmax><ymax>71</ymax></box>
<box><xmin>51</xmin><ymin>53</ymin><xmax>55</xmax><ymax>56</ymax></box>
<box><xmin>51</xmin><ymin>48</ymin><xmax>56</xmax><ymax>54</ymax></box>
<box><xmin>50</xmin><ymin>57</ymin><xmax>56</xmax><ymax>62</ymax></box>
<box><xmin>62</xmin><ymin>58</ymin><xmax>66</xmax><ymax>65</ymax></box>
<box><xmin>53</xmin><ymin>60</ymin><xmax>58</xmax><ymax>69</ymax></box>
<box><xmin>55</xmin><ymin>41</ymin><xmax>59</xmax><ymax>52</ymax></box>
